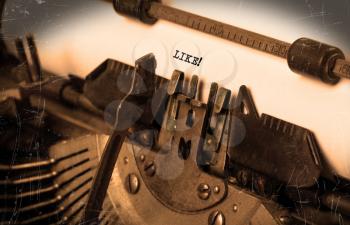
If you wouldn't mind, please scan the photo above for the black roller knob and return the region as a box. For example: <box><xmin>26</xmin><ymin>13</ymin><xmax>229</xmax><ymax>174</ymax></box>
<box><xmin>113</xmin><ymin>0</ymin><xmax>159</xmax><ymax>24</ymax></box>
<box><xmin>287</xmin><ymin>38</ymin><xmax>345</xmax><ymax>84</ymax></box>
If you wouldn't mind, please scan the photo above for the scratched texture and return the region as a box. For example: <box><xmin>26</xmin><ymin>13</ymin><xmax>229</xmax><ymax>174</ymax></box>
<box><xmin>0</xmin><ymin>1</ymin><xmax>350</xmax><ymax>224</ymax></box>
<box><xmin>1</xmin><ymin>0</ymin><xmax>350</xmax><ymax>52</ymax></box>
<box><xmin>1</xmin><ymin>0</ymin><xmax>350</xmax><ymax>175</ymax></box>
<box><xmin>1</xmin><ymin>0</ymin><xmax>350</xmax><ymax>171</ymax></box>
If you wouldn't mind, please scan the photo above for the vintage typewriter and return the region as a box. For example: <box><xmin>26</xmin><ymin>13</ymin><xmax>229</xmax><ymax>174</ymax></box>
<box><xmin>1</xmin><ymin>0</ymin><xmax>350</xmax><ymax>225</ymax></box>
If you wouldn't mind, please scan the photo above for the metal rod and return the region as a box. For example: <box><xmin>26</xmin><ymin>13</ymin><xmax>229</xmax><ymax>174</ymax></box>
<box><xmin>81</xmin><ymin>129</ymin><xmax>127</xmax><ymax>224</ymax></box>
<box><xmin>333</xmin><ymin>59</ymin><xmax>350</xmax><ymax>79</ymax></box>
<box><xmin>148</xmin><ymin>2</ymin><xmax>290</xmax><ymax>59</ymax></box>
<box><xmin>26</xmin><ymin>35</ymin><xmax>42</xmax><ymax>82</ymax></box>
<box><xmin>146</xmin><ymin>2</ymin><xmax>349</xmax><ymax>81</ymax></box>
<box><xmin>15</xmin><ymin>38</ymin><xmax>33</xmax><ymax>82</ymax></box>
<box><xmin>29</xmin><ymin>95</ymin><xmax>113</xmax><ymax>134</ymax></box>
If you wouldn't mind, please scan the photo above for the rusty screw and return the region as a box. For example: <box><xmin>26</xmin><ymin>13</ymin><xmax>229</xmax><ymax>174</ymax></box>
<box><xmin>198</xmin><ymin>183</ymin><xmax>211</xmax><ymax>200</ymax></box>
<box><xmin>125</xmin><ymin>174</ymin><xmax>140</xmax><ymax>194</ymax></box>
<box><xmin>144</xmin><ymin>161</ymin><xmax>156</xmax><ymax>177</ymax></box>
<box><xmin>208</xmin><ymin>210</ymin><xmax>225</xmax><ymax>225</ymax></box>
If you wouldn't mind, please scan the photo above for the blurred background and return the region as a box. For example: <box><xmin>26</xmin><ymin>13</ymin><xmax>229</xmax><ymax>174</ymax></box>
<box><xmin>1</xmin><ymin>0</ymin><xmax>350</xmax><ymax>179</ymax></box>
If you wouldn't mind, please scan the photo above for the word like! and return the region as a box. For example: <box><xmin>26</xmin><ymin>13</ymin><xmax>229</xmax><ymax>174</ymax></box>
<box><xmin>173</xmin><ymin>50</ymin><xmax>203</xmax><ymax>67</ymax></box>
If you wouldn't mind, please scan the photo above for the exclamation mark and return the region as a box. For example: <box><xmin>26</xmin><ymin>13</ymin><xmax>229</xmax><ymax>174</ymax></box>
<box><xmin>197</xmin><ymin>57</ymin><xmax>203</xmax><ymax>67</ymax></box>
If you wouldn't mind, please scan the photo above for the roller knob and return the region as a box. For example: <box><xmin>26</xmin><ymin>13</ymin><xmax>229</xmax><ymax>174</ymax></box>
<box><xmin>113</xmin><ymin>0</ymin><xmax>159</xmax><ymax>24</ymax></box>
<box><xmin>287</xmin><ymin>38</ymin><xmax>345</xmax><ymax>84</ymax></box>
